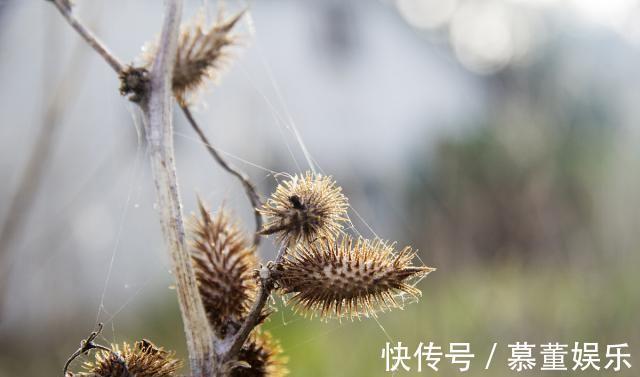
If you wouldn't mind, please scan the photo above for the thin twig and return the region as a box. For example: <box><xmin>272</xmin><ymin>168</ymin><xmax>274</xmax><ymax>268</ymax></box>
<box><xmin>49</xmin><ymin>0</ymin><xmax>124</xmax><ymax>73</ymax></box>
<box><xmin>218</xmin><ymin>245</ymin><xmax>288</xmax><ymax>368</ymax></box>
<box><xmin>180</xmin><ymin>105</ymin><xmax>263</xmax><ymax>246</ymax></box>
<box><xmin>62</xmin><ymin>323</ymin><xmax>116</xmax><ymax>376</ymax></box>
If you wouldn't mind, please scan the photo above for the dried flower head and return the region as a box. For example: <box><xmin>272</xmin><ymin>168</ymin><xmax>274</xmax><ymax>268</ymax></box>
<box><xmin>161</xmin><ymin>9</ymin><xmax>244</xmax><ymax>105</ymax></box>
<box><xmin>118</xmin><ymin>65</ymin><xmax>150</xmax><ymax>103</ymax></box>
<box><xmin>258</xmin><ymin>172</ymin><xmax>349</xmax><ymax>246</ymax></box>
<box><xmin>190</xmin><ymin>199</ymin><xmax>258</xmax><ymax>337</ymax></box>
<box><xmin>81</xmin><ymin>340</ymin><xmax>181</xmax><ymax>377</ymax></box>
<box><xmin>276</xmin><ymin>236</ymin><xmax>435</xmax><ymax>320</ymax></box>
<box><xmin>231</xmin><ymin>330</ymin><xmax>288</xmax><ymax>377</ymax></box>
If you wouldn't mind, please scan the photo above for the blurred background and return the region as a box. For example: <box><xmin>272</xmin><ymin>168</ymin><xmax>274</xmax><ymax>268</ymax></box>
<box><xmin>0</xmin><ymin>0</ymin><xmax>639</xmax><ymax>376</ymax></box>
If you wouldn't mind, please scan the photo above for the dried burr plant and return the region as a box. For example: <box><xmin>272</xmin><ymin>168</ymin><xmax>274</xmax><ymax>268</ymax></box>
<box><xmin>258</xmin><ymin>172</ymin><xmax>349</xmax><ymax>246</ymax></box>
<box><xmin>79</xmin><ymin>340</ymin><xmax>182</xmax><ymax>377</ymax></box>
<box><xmin>190</xmin><ymin>200</ymin><xmax>258</xmax><ymax>338</ymax></box>
<box><xmin>48</xmin><ymin>1</ymin><xmax>434</xmax><ymax>376</ymax></box>
<box><xmin>277</xmin><ymin>236</ymin><xmax>435</xmax><ymax>320</ymax></box>
<box><xmin>141</xmin><ymin>10</ymin><xmax>244</xmax><ymax>105</ymax></box>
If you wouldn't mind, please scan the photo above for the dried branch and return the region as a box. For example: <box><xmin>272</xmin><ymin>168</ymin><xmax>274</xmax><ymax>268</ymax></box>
<box><xmin>47</xmin><ymin>1</ymin><xmax>215</xmax><ymax>375</ymax></box>
<box><xmin>62</xmin><ymin>323</ymin><xmax>115</xmax><ymax>377</ymax></box>
<box><xmin>48</xmin><ymin>0</ymin><xmax>123</xmax><ymax>73</ymax></box>
<box><xmin>181</xmin><ymin>105</ymin><xmax>263</xmax><ymax>246</ymax></box>
<box><xmin>140</xmin><ymin>1</ymin><xmax>214</xmax><ymax>376</ymax></box>
<box><xmin>217</xmin><ymin>245</ymin><xmax>287</xmax><ymax>370</ymax></box>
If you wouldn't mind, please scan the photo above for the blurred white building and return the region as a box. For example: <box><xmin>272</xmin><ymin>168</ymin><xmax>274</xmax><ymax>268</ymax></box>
<box><xmin>0</xmin><ymin>0</ymin><xmax>481</xmax><ymax>332</ymax></box>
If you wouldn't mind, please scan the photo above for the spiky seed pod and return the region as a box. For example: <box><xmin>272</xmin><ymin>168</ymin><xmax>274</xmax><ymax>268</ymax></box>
<box><xmin>276</xmin><ymin>236</ymin><xmax>435</xmax><ymax>320</ymax></box>
<box><xmin>231</xmin><ymin>330</ymin><xmax>289</xmax><ymax>377</ymax></box>
<box><xmin>141</xmin><ymin>9</ymin><xmax>244</xmax><ymax>105</ymax></box>
<box><xmin>190</xmin><ymin>199</ymin><xmax>258</xmax><ymax>337</ymax></box>
<box><xmin>258</xmin><ymin>172</ymin><xmax>349</xmax><ymax>247</ymax></box>
<box><xmin>81</xmin><ymin>340</ymin><xmax>181</xmax><ymax>377</ymax></box>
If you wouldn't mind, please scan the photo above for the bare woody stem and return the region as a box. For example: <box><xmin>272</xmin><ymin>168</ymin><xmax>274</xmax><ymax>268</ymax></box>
<box><xmin>48</xmin><ymin>0</ymin><xmax>280</xmax><ymax>373</ymax></box>
<box><xmin>180</xmin><ymin>105</ymin><xmax>263</xmax><ymax>246</ymax></box>
<box><xmin>141</xmin><ymin>1</ymin><xmax>214</xmax><ymax>376</ymax></box>
<box><xmin>49</xmin><ymin>0</ymin><xmax>124</xmax><ymax>73</ymax></box>
<box><xmin>47</xmin><ymin>1</ymin><xmax>214</xmax><ymax>376</ymax></box>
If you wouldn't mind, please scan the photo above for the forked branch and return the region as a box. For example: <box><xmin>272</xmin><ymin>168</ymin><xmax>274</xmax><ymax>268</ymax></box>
<box><xmin>48</xmin><ymin>0</ymin><xmax>123</xmax><ymax>73</ymax></box>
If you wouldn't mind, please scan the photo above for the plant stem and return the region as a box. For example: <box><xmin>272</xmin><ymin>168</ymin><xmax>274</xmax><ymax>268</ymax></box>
<box><xmin>49</xmin><ymin>0</ymin><xmax>123</xmax><ymax>73</ymax></box>
<box><xmin>217</xmin><ymin>246</ymin><xmax>288</xmax><ymax>370</ymax></box>
<box><xmin>47</xmin><ymin>0</ymin><xmax>215</xmax><ymax>375</ymax></box>
<box><xmin>142</xmin><ymin>1</ymin><xmax>214</xmax><ymax>376</ymax></box>
<box><xmin>180</xmin><ymin>105</ymin><xmax>263</xmax><ymax>246</ymax></box>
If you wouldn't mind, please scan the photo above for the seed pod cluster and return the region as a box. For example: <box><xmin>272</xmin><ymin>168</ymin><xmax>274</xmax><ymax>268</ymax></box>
<box><xmin>81</xmin><ymin>340</ymin><xmax>181</xmax><ymax>377</ymax></box>
<box><xmin>258</xmin><ymin>171</ymin><xmax>435</xmax><ymax>320</ymax></box>
<box><xmin>276</xmin><ymin>236</ymin><xmax>435</xmax><ymax>320</ymax></box>
<box><xmin>258</xmin><ymin>172</ymin><xmax>349</xmax><ymax>246</ymax></box>
<box><xmin>190</xmin><ymin>199</ymin><xmax>258</xmax><ymax>337</ymax></box>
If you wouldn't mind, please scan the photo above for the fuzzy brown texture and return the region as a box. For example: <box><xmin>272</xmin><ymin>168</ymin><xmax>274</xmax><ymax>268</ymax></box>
<box><xmin>276</xmin><ymin>236</ymin><xmax>435</xmax><ymax>320</ymax></box>
<box><xmin>190</xmin><ymin>199</ymin><xmax>258</xmax><ymax>337</ymax></box>
<box><xmin>258</xmin><ymin>172</ymin><xmax>349</xmax><ymax>247</ymax></box>
<box><xmin>142</xmin><ymin>10</ymin><xmax>244</xmax><ymax>104</ymax></box>
<box><xmin>81</xmin><ymin>340</ymin><xmax>181</xmax><ymax>377</ymax></box>
<box><xmin>118</xmin><ymin>65</ymin><xmax>150</xmax><ymax>103</ymax></box>
<box><xmin>232</xmin><ymin>331</ymin><xmax>288</xmax><ymax>377</ymax></box>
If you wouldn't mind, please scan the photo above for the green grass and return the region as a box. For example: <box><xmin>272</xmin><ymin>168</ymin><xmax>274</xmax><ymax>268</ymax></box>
<box><xmin>261</xmin><ymin>263</ymin><xmax>639</xmax><ymax>376</ymax></box>
<box><xmin>2</xmin><ymin>262</ymin><xmax>636</xmax><ymax>376</ymax></box>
